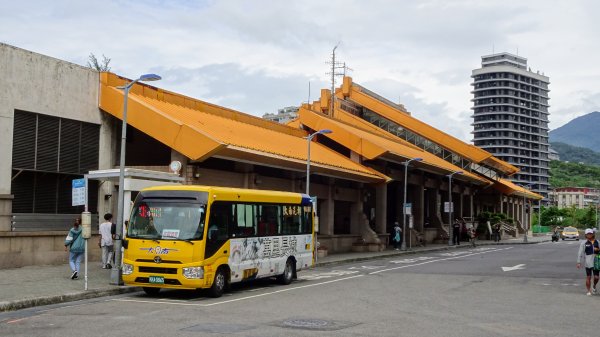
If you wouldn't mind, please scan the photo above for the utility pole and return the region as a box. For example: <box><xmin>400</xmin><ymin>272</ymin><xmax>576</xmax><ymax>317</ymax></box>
<box><xmin>326</xmin><ymin>43</ymin><xmax>348</xmax><ymax>116</ymax></box>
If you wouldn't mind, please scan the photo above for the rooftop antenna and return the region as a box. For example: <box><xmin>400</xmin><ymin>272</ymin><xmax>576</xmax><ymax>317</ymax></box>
<box><xmin>342</xmin><ymin>62</ymin><xmax>353</xmax><ymax>76</ymax></box>
<box><xmin>307</xmin><ymin>81</ymin><xmax>311</xmax><ymax>105</ymax></box>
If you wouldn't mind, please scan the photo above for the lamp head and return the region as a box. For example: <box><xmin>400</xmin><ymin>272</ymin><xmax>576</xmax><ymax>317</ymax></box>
<box><xmin>318</xmin><ymin>129</ymin><xmax>333</xmax><ymax>134</ymax></box>
<box><xmin>139</xmin><ymin>73</ymin><xmax>162</xmax><ymax>82</ymax></box>
<box><xmin>414</xmin><ymin>157</ymin><xmax>423</xmax><ymax>162</ymax></box>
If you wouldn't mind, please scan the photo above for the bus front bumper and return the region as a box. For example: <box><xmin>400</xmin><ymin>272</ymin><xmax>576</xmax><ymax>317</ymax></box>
<box><xmin>122</xmin><ymin>261</ymin><xmax>211</xmax><ymax>290</ymax></box>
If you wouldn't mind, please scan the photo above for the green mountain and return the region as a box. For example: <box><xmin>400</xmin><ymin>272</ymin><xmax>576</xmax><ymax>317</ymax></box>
<box><xmin>550</xmin><ymin>160</ymin><xmax>600</xmax><ymax>188</ymax></box>
<box><xmin>550</xmin><ymin>142</ymin><xmax>600</xmax><ymax>166</ymax></box>
<box><xmin>549</xmin><ymin>111</ymin><xmax>600</xmax><ymax>151</ymax></box>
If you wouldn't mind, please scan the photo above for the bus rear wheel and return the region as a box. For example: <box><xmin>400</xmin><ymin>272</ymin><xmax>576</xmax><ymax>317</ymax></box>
<box><xmin>143</xmin><ymin>287</ymin><xmax>161</xmax><ymax>296</ymax></box>
<box><xmin>209</xmin><ymin>268</ymin><xmax>227</xmax><ymax>298</ymax></box>
<box><xmin>278</xmin><ymin>258</ymin><xmax>294</xmax><ymax>285</ymax></box>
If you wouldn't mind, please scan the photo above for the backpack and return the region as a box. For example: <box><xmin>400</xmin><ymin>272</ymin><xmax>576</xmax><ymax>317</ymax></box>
<box><xmin>594</xmin><ymin>240</ymin><xmax>600</xmax><ymax>271</ymax></box>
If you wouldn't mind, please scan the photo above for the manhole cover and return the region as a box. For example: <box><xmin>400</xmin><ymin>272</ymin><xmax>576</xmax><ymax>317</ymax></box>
<box><xmin>274</xmin><ymin>318</ymin><xmax>359</xmax><ymax>331</ymax></box>
<box><xmin>181</xmin><ymin>323</ymin><xmax>255</xmax><ymax>333</ymax></box>
<box><xmin>283</xmin><ymin>319</ymin><xmax>331</xmax><ymax>329</ymax></box>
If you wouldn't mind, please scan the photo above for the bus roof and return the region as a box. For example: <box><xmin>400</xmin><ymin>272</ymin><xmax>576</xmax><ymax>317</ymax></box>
<box><xmin>141</xmin><ymin>185</ymin><xmax>312</xmax><ymax>204</ymax></box>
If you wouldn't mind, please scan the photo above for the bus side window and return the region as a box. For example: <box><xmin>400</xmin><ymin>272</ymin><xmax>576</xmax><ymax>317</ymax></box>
<box><xmin>206</xmin><ymin>202</ymin><xmax>231</xmax><ymax>257</ymax></box>
<box><xmin>234</xmin><ymin>204</ymin><xmax>255</xmax><ymax>237</ymax></box>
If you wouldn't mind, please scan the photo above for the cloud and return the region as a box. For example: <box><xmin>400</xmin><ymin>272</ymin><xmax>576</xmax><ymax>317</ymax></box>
<box><xmin>1</xmin><ymin>0</ymin><xmax>599</xmax><ymax>141</ymax></box>
<box><xmin>152</xmin><ymin>63</ymin><xmax>328</xmax><ymax>115</ymax></box>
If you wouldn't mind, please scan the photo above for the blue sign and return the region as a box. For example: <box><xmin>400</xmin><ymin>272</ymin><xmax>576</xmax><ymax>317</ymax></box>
<box><xmin>72</xmin><ymin>179</ymin><xmax>85</xmax><ymax>188</ymax></box>
<box><xmin>72</xmin><ymin>179</ymin><xmax>86</xmax><ymax>206</ymax></box>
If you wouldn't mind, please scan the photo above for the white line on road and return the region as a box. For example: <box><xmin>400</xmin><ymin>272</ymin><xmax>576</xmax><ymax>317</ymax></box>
<box><xmin>111</xmin><ymin>274</ymin><xmax>365</xmax><ymax>307</ymax></box>
<box><xmin>369</xmin><ymin>247</ymin><xmax>513</xmax><ymax>275</ymax></box>
<box><xmin>501</xmin><ymin>264</ymin><xmax>526</xmax><ymax>272</ymax></box>
<box><xmin>112</xmin><ymin>246</ymin><xmax>513</xmax><ymax>308</ymax></box>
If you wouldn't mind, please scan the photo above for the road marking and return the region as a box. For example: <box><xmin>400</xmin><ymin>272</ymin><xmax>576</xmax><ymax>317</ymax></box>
<box><xmin>369</xmin><ymin>247</ymin><xmax>513</xmax><ymax>275</ymax></box>
<box><xmin>501</xmin><ymin>264</ymin><xmax>526</xmax><ymax>272</ymax></box>
<box><xmin>111</xmin><ymin>274</ymin><xmax>365</xmax><ymax>307</ymax></box>
<box><xmin>112</xmin><ymin>246</ymin><xmax>512</xmax><ymax>308</ymax></box>
<box><xmin>300</xmin><ymin>270</ymin><xmax>359</xmax><ymax>280</ymax></box>
<box><xmin>348</xmin><ymin>265</ymin><xmax>385</xmax><ymax>270</ymax></box>
<box><xmin>389</xmin><ymin>256</ymin><xmax>436</xmax><ymax>264</ymax></box>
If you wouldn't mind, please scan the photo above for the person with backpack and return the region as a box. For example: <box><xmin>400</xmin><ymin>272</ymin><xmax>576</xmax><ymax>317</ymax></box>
<box><xmin>392</xmin><ymin>221</ymin><xmax>402</xmax><ymax>250</ymax></box>
<box><xmin>64</xmin><ymin>218</ymin><xmax>85</xmax><ymax>280</ymax></box>
<box><xmin>576</xmin><ymin>228</ymin><xmax>600</xmax><ymax>296</ymax></box>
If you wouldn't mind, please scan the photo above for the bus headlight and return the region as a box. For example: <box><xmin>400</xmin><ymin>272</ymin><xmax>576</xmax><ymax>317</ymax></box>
<box><xmin>183</xmin><ymin>266</ymin><xmax>204</xmax><ymax>279</ymax></box>
<box><xmin>122</xmin><ymin>263</ymin><xmax>133</xmax><ymax>275</ymax></box>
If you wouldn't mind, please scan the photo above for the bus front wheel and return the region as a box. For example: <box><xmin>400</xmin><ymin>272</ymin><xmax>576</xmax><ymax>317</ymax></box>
<box><xmin>143</xmin><ymin>287</ymin><xmax>161</xmax><ymax>296</ymax></box>
<box><xmin>278</xmin><ymin>258</ymin><xmax>294</xmax><ymax>285</ymax></box>
<box><xmin>209</xmin><ymin>268</ymin><xmax>227</xmax><ymax>298</ymax></box>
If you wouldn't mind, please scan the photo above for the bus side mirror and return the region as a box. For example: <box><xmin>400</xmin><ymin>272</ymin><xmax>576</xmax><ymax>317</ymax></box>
<box><xmin>122</xmin><ymin>239</ymin><xmax>129</xmax><ymax>249</ymax></box>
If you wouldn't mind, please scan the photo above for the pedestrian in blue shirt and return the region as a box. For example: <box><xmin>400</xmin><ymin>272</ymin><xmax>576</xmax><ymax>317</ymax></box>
<box><xmin>392</xmin><ymin>222</ymin><xmax>402</xmax><ymax>250</ymax></box>
<box><xmin>64</xmin><ymin>218</ymin><xmax>85</xmax><ymax>280</ymax></box>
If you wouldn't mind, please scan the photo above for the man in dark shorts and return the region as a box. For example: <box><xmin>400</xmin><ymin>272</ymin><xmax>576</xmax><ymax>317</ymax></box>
<box><xmin>576</xmin><ymin>228</ymin><xmax>599</xmax><ymax>296</ymax></box>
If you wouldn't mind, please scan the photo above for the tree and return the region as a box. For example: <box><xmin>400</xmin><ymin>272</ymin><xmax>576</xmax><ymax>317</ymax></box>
<box><xmin>87</xmin><ymin>53</ymin><xmax>111</xmax><ymax>72</ymax></box>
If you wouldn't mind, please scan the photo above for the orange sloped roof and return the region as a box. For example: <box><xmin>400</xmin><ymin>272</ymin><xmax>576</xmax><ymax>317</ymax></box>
<box><xmin>299</xmin><ymin>107</ymin><xmax>491</xmax><ymax>186</ymax></box>
<box><xmin>482</xmin><ymin>156</ymin><xmax>519</xmax><ymax>176</ymax></box>
<box><xmin>285</xmin><ymin>118</ymin><xmax>301</xmax><ymax>129</ymax></box>
<box><xmin>337</xmin><ymin>77</ymin><xmax>518</xmax><ymax>176</ymax></box>
<box><xmin>494</xmin><ymin>178</ymin><xmax>543</xmax><ymax>200</ymax></box>
<box><xmin>99</xmin><ymin>72</ymin><xmax>387</xmax><ymax>183</ymax></box>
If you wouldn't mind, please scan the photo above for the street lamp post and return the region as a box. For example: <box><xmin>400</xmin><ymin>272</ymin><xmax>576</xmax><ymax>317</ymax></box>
<box><xmin>520</xmin><ymin>183</ymin><xmax>534</xmax><ymax>244</ymax></box>
<box><xmin>305</xmin><ymin>129</ymin><xmax>332</xmax><ymax>265</ymax></box>
<box><xmin>401</xmin><ymin>157</ymin><xmax>422</xmax><ymax>250</ymax></box>
<box><xmin>110</xmin><ymin>74</ymin><xmax>161</xmax><ymax>285</ymax></box>
<box><xmin>538</xmin><ymin>199</ymin><xmax>543</xmax><ymax>233</ymax></box>
<box><xmin>447</xmin><ymin>171</ymin><xmax>463</xmax><ymax>246</ymax></box>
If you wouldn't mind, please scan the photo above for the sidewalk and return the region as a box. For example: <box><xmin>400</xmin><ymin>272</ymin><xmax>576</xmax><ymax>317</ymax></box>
<box><xmin>0</xmin><ymin>235</ymin><xmax>549</xmax><ymax>312</ymax></box>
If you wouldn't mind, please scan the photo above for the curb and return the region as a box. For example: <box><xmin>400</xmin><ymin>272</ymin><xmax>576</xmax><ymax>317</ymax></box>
<box><xmin>0</xmin><ymin>286</ymin><xmax>140</xmax><ymax>313</ymax></box>
<box><xmin>0</xmin><ymin>239</ymin><xmax>550</xmax><ymax>312</ymax></box>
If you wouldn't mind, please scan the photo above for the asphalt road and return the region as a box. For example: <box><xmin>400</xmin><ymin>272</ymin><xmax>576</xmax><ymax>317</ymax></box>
<box><xmin>2</xmin><ymin>240</ymin><xmax>599</xmax><ymax>337</ymax></box>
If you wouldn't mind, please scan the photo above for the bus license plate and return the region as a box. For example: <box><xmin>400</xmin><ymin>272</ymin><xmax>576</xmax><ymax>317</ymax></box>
<box><xmin>149</xmin><ymin>276</ymin><xmax>164</xmax><ymax>284</ymax></box>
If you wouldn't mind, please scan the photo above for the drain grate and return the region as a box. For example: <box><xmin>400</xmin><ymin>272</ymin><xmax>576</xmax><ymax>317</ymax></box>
<box><xmin>274</xmin><ymin>318</ymin><xmax>359</xmax><ymax>331</ymax></box>
<box><xmin>181</xmin><ymin>323</ymin><xmax>255</xmax><ymax>333</ymax></box>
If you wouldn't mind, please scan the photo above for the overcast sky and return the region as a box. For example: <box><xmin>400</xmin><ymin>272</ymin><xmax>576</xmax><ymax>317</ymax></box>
<box><xmin>2</xmin><ymin>0</ymin><xmax>599</xmax><ymax>142</ymax></box>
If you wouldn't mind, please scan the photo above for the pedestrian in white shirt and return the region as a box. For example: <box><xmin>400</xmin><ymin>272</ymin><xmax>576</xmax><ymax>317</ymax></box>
<box><xmin>99</xmin><ymin>213</ymin><xmax>114</xmax><ymax>269</ymax></box>
<box><xmin>577</xmin><ymin>228</ymin><xmax>600</xmax><ymax>296</ymax></box>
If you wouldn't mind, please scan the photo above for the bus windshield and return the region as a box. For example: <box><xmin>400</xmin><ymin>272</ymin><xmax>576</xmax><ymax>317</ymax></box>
<box><xmin>128</xmin><ymin>201</ymin><xmax>206</xmax><ymax>241</ymax></box>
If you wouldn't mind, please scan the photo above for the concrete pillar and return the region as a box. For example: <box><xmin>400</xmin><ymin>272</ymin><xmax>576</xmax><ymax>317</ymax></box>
<box><xmin>458</xmin><ymin>188</ymin><xmax>465</xmax><ymax>218</ymax></box>
<box><xmin>375</xmin><ymin>183</ymin><xmax>387</xmax><ymax>234</ymax></box>
<box><xmin>414</xmin><ymin>184</ymin><xmax>425</xmax><ymax>232</ymax></box>
<box><xmin>350</xmin><ymin>188</ymin><xmax>363</xmax><ymax>234</ymax></box>
<box><xmin>395</xmin><ymin>183</ymin><xmax>403</xmax><ymax>225</ymax></box>
<box><xmin>500</xmin><ymin>194</ymin><xmax>504</xmax><ymax>215</ymax></box>
<box><xmin>0</xmin><ymin>101</ymin><xmax>13</xmax><ymax>231</ymax></box>
<box><xmin>319</xmin><ymin>184</ymin><xmax>335</xmax><ymax>235</ymax></box>
<box><xmin>470</xmin><ymin>193</ymin><xmax>474</xmax><ymax>219</ymax></box>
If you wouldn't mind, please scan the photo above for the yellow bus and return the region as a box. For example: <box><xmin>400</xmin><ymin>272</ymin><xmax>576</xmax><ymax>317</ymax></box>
<box><xmin>121</xmin><ymin>185</ymin><xmax>315</xmax><ymax>297</ymax></box>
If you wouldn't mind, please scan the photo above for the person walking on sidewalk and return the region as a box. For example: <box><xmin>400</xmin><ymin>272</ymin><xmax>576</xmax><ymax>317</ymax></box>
<box><xmin>452</xmin><ymin>219</ymin><xmax>461</xmax><ymax>245</ymax></box>
<box><xmin>392</xmin><ymin>221</ymin><xmax>402</xmax><ymax>250</ymax></box>
<box><xmin>576</xmin><ymin>228</ymin><xmax>600</xmax><ymax>296</ymax></box>
<box><xmin>99</xmin><ymin>213</ymin><xmax>114</xmax><ymax>269</ymax></box>
<box><xmin>64</xmin><ymin>218</ymin><xmax>85</xmax><ymax>280</ymax></box>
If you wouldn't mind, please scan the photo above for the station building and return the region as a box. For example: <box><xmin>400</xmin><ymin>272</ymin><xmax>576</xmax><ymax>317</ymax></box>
<box><xmin>0</xmin><ymin>44</ymin><xmax>541</xmax><ymax>268</ymax></box>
